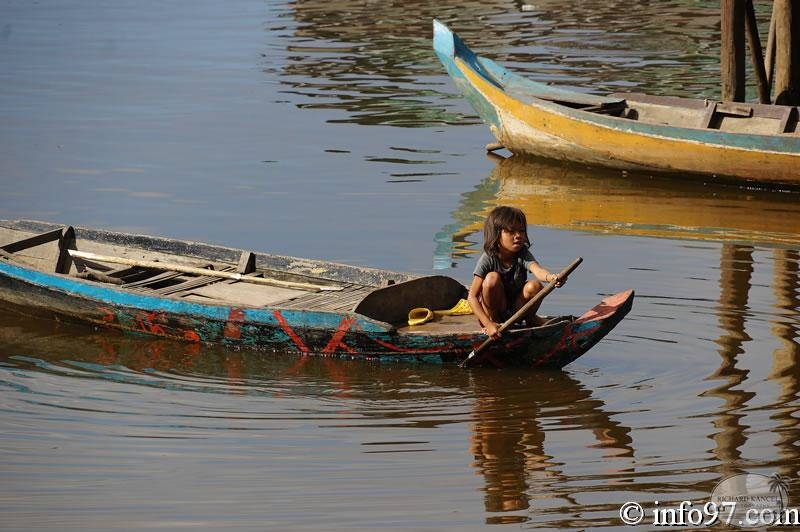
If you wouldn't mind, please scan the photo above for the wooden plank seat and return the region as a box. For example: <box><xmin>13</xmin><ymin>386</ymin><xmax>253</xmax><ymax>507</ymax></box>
<box><xmin>611</xmin><ymin>91</ymin><xmax>799</xmax><ymax>127</ymax></box>
<box><xmin>0</xmin><ymin>226</ymin><xmax>75</xmax><ymax>273</ymax></box>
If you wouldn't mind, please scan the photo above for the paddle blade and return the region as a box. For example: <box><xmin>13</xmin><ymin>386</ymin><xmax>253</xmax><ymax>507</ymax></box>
<box><xmin>459</xmin><ymin>351</ymin><xmax>477</xmax><ymax>368</ymax></box>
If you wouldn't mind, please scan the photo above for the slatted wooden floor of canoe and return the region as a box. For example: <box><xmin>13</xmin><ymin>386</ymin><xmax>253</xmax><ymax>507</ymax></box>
<box><xmin>122</xmin><ymin>266</ymin><xmax>376</xmax><ymax>313</ymax></box>
<box><xmin>126</xmin><ymin>266</ymin><xmax>377</xmax><ymax>313</ymax></box>
<box><xmin>0</xmin><ymin>224</ymin><xmax>389</xmax><ymax>318</ymax></box>
<box><xmin>277</xmin><ymin>284</ymin><xmax>375</xmax><ymax>312</ymax></box>
<box><xmin>0</xmin><ymin>225</ymin><xmax>486</xmax><ymax>333</ymax></box>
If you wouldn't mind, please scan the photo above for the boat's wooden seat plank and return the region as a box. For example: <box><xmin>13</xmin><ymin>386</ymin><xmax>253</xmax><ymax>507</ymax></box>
<box><xmin>237</xmin><ymin>251</ymin><xmax>256</xmax><ymax>274</ymax></box>
<box><xmin>0</xmin><ymin>226</ymin><xmax>75</xmax><ymax>274</ymax></box>
<box><xmin>178</xmin><ymin>283</ymin><xmax>371</xmax><ymax>310</ymax></box>
<box><xmin>0</xmin><ymin>228</ymin><xmax>64</xmax><ymax>254</ymax></box>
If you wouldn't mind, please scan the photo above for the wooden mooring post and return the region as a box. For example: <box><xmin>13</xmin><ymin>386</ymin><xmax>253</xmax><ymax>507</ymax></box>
<box><xmin>744</xmin><ymin>0</ymin><xmax>771</xmax><ymax>103</ymax></box>
<box><xmin>774</xmin><ymin>0</ymin><xmax>800</xmax><ymax>104</ymax></box>
<box><xmin>721</xmin><ymin>0</ymin><xmax>799</xmax><ymax>105</ymax></box>
<box><xmin>721</xmin><ymin>0</ymin><xmax>746</xmax><ymax>102</ymax></box>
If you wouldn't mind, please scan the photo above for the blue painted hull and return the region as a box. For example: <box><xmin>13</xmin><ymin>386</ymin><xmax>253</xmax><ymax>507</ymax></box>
<box><xmin>0</xmin><ymin>220</ymin><xmax>633</xmax><ymax>368</ymax></box>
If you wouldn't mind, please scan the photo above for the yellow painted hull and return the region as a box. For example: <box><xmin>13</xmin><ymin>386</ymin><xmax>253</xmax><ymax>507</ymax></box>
<box><xmin>434</xmin><ymin>20</ymin><xmax>800</xmax><ymax>186</ymax></box>
<box><xmin>458</xmin><ymin>59</ymin><xmax>799</xmax><ymax>184</ymax></box>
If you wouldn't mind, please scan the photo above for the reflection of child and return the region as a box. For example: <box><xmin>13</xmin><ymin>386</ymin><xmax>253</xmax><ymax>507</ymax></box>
<box><xmin>467</xmin><ymin>206</ymin><xmax>566</xmax><ymax>339</ymax></box>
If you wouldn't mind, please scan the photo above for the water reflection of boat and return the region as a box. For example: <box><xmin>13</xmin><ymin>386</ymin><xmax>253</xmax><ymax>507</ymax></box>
<box><xmin>432</xmin><ymin>154</ymin><xmax>800</xmax><ymax>489</ymax></box>
<box><xmin>0</xmin><ymin>220</ymin><xmax>631</xmax><ymax>369</ymax></box>
<box><xmin>433</xmin><ymin>20</ymin><xmax>800</xmax><ymax>185</ymax></box>
<box><xmin>0</xmin><ymin>305</ymin><xmax>633</xmax><ymax>524</ymax></box>
<box><xmin>469</xmin><ymin>371</ymin><xmax>633</xmax><ymax>524</ymax></box>
<box><xmin>434</xmin><ymin>154</ymin><xmax>800</xmax><ymax>268</ymax></box>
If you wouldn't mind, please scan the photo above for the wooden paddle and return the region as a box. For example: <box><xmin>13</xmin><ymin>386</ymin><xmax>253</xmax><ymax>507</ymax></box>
<box><xmin>460</xmin><ymin>257</ymin><xmax>583</xmax><ymax>368</ymax></box>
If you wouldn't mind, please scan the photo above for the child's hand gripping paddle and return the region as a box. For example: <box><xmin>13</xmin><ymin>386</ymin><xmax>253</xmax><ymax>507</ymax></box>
<box><xmin>460</xmin><ymin>257</ymin><xmax>583</xmax><ymax>368</ymax></box>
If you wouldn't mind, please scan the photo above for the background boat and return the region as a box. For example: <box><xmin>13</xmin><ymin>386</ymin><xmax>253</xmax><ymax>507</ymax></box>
<box><xmin>433</xmin><ymin>20</ymin><xmax>800</xmax><ymax>185</ymax></box>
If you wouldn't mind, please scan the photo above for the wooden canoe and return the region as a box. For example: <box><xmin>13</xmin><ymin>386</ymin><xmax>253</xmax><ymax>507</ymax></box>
<box><xmin>433</xmin><ymin>20</ymin><xmax>800</xmax><ymax>186</ymax></box>
<box><xmin>0</xmin><ymin>220</ymin><xmax>632</xmax><ymax>369</ymax></box>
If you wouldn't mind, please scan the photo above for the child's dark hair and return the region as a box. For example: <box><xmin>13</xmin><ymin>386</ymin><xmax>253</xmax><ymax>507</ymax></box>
<box><xmin>483</xmin><ymin>206</ymin><xmax>530</xmax><ymax>256</ymax></box>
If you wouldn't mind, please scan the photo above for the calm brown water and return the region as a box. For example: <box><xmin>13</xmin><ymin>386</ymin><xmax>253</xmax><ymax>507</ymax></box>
<box><xmin>1</xmin><ymin>0</ymin><xmax>798</xmax><ymax>530</ymax></box>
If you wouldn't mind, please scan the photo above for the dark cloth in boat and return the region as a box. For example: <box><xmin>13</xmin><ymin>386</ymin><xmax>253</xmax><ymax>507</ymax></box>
<box><xmin>473</xmin><ymin>249</ymin><xmax>536</xmax><ymax>303</ymax></box>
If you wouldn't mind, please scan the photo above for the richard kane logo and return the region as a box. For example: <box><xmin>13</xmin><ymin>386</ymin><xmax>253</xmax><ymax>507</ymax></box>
<box><xmin>710</xmin><ymin>472</ymin><xmax>793</xmax><ymax>528</ymax></box>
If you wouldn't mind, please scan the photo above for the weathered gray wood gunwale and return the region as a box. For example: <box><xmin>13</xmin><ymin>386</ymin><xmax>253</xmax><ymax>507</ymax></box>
<box><xmin>2</xmin><ymin>219</ymin><xmax>415</xmax><ymax>287</ymax></box>
<box><xmin>0</xmin><ymin>219</ymin><xmax>416</xmax><ymax>315</ymax></box>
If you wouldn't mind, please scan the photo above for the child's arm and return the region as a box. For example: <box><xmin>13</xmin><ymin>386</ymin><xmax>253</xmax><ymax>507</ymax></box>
<box><xmin>467</xmin><ymin>275</ymin><xmax>502</xmax><ymax>339</ymax></box>
<box><xmin>529</xmin><ymin>261</ymin><xmax>565</xmax><ymax>287</ymax></box>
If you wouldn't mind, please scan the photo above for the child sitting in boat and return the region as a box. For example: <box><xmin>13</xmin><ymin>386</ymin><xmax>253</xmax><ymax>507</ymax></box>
<box><xmin>467</xmin><ymin>205</ymin><xmax>565</xmax><ymax>339</ymax></box>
